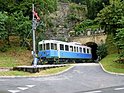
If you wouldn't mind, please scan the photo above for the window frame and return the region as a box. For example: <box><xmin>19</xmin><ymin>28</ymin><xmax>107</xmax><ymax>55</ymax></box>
<box><xmin>83</xmin><ymin>48</ymin><xmax>86</xmax><ymax>53</ymax></box>
<box><xmin>60</xmin><ymin>44</ymin><xmax>64</xmax><ymax>50</ymax></box>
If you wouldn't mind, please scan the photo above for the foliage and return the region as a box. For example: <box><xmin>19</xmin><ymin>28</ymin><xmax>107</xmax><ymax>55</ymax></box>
<box><xmin>114</xmin><ymin>17</ymin><xmax>124</xmax><ymax>58</ymax></box>
<box><xmin>86</xmin><ymin>0</ymin><xmax>109</xmax><ymax>19</ymax></box>
<box><xmin>0</xmin><ymin>12</ymin><xmax>8</xmax><ymax>40</ymax></box>
<box><xmin>74</xmin><ymin>19</ymin><xmax>99</xmax><ymax>35</ymax></box>
<box><xmin>96</xmin><ymin>43</ymin><xmax>107</xmax><ymax>60</ymax></box>
<box><xmin>0</xmin><ymin>0</ymin><xmax>58</xmax><ymax>49</ymax></box>
<box><xmin>105</xmin><ymin>33</ymin><xmax>118</xmax><ymax>54</ymax></box>
<box><xmin>67</xmin><ymin>3</ymin><xmax>87</xmax><ymax>21</ymax></box>
<box><xmin>13</xmin><ymin>11</ymin><xmax>32</xmax><ymax>46</ymax></box>
<box><xmin>95</xmin><ymin>0</ymin><xmax>124</xmax><ymax>55</ymax></box>
<box><xmin>95</xmin><ymin>0</ymin><xmax>124</xmax><ymax>34</ymax></box>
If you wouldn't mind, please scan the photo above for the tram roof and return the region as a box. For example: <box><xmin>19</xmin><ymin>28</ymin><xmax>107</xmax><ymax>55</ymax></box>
<box><xmin>38</xmin><ymin>40</ymin><xmax>90</xmax><ymax>48</ymax></box>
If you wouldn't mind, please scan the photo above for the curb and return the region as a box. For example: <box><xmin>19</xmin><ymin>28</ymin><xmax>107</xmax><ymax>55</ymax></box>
<box><xmin>99</xmin><ymin>62</ymin><xmax>124</xmax><ymax>76</ymax></box>
<box><xmin>0</xmin><ymin>65</ymin><xmax>74</xmax><ymax>78</ymax></box>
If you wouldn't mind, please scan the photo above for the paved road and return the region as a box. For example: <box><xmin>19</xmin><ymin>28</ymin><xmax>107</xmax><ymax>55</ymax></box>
<box><xmin>0</xmin><ymin>63</ymin><xmax>124</xmax><ymax>93</ymax></box>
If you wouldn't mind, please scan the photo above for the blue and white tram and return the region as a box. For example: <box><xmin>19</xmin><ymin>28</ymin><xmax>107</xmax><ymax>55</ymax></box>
<box><xmin>38</xmin><ymin>40</ymin><xmax>92</xmax><ymax>64</ymax></box>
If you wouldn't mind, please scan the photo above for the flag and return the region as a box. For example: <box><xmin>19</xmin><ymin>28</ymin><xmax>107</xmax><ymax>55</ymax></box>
<box><xmin>33</xmin><ymin>10</ymin><xmax>40</xmax><ymax>21</ymax></box>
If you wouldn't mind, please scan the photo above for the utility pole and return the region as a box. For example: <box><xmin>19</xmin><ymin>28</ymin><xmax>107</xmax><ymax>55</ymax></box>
<box><xmin>32</xmin><ymin>4</ymin><xmax>37</xmax><ymax>66</ymax></box>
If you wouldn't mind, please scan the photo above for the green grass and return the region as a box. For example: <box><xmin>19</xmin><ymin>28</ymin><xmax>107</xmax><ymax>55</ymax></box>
<box><xmin>100</xmin><ymin>54</ymin><xmax>124</xmax><ymax>73</ymax></box>
<box><xmin>0</xmin><ymin>47</ymin><xmax>32</xmax><ymax>67</ymax></box>
<box><xmin>0</xmin><ymin>46</ymin><xmax>72</xmax><ymax>76</ymax></box>
<box><xmin>0</xmin><ymin>65</ymin><xmax>71</xmax><ymax>76</ymax></box>
<box><xmin>0</xmin><ymin>71</ymin><xmax>31</xmax><ymax>76</ymax></box>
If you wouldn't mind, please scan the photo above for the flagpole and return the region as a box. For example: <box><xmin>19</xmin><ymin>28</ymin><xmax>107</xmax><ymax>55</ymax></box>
<box><xmin>32</xmin><ymin>4</ymin><xmax>37</xmax><ymax>66</ymax></box>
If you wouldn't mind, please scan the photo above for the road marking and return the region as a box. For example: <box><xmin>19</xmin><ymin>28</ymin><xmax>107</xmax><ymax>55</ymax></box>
<box><xmin>84</xmin><ymin>90</ymin><xmax>102</xmax><ymax>93</ymax></box>
<box><xmin>8</xmin><ymin>90</ymin><xmax>20</xmax><ymax>93</ymax></box>
<box><xmin>17</xmin><ymin>87</ymin><xmax>28</xmax><ymax>90</ymax></box>
<box><xmin>114</xmin><ymin>87</ymin><xmax>124</xmax><ymax>90</ymax></box>
<box><xmin>26</xmin><ymin>85</ymin><xmax>35</xmax><ymax>88</ymax></box>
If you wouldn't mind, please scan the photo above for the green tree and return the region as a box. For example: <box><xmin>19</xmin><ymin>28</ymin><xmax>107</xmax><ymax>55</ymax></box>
<box><xmin>96</xmin><ymin>0</ymin><xmax>124</xmax><ymax>54</ymax></box>
<box><xmin>13</xmin><ymin>11</ymin><xmax>31</xmax><ymax>46</ymax></box>
<box><xmin>114</xmin><ymin>17</ymin><xmax>124</xmax><ymax>57</ymax></box>
<box><xmin>96</xmin><ymin>0</ymin><xmax>124</xmax><ymax>34</ymax></box>
<box><xmin>97</xmin><ymin>43</ymin><xmax>108</xmax><ymax>60</ymax></box>
<box><xmin>86</xmin><ymin>0</ymin><xmax>109</xmax><ymax>19</ymax></box>
<box><xmin>0</xmin><ymin>12</ymin><xmax>8</xmax><ymax>40</ymax></box>
<box><xmin>74</xmin><ymin>19</ymin><xmax>99</xmax><ymax>35</ymax></box>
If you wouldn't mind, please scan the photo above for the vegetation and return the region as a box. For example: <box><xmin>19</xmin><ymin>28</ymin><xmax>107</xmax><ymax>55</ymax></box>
<box><xmin>74</xmin><ymin>19</ymin><xmax>99</xmax><ymax>35</ymax></box>
<box><xmin>0</xmin><ymin>65</ymin><xmax>71</xmax><ymax>76</ymax></box>
<box><xmin>100</xmin><ymin>54</ymin><xmax>124</xmax><ymax>73</ymax></box>
<box><xmin>0</xmin><ymin>47</ymin><xmax>32</xmax><ymax>67</ymax></box>
<box><xmin>97</xmin><ymin>43</ymin><xmax>108</xmax><ymax>60</ymax></box>
<box><xmin>96</xmin><ymin>0</ymin><xmax>124</xmax><ymax>56</ymax></box>
<box><xmin>0</xmin><ymin>0</ymin><xmax>58</xmax><ymax>51</ymax></box>
<box><xmin>114</xmin><ymin>17</ymin><xmax>124</xmax><ymax>58</ymax></box>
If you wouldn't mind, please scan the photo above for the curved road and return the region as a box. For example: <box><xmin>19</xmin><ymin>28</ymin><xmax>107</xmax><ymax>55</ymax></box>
<box><xmin>0</xmin><ymin>63</ymin><xmax>124</xmax><ymax>93</ymax></box>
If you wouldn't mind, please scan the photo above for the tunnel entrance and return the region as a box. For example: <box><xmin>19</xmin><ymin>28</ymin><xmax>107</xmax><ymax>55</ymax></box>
<box><xmin>86</xmin><ymin>42</ymin><xmax>98</xmax><ymax>60</ymax></box>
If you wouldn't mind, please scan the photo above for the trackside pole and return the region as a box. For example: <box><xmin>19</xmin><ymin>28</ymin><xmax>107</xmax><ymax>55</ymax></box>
<box><xmin>32</xmin><ymin>4</ymin><xmax>38</xmax><ymax>66</ymax></box>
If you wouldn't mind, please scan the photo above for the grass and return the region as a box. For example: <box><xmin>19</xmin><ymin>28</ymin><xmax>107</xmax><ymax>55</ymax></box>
<box><xmin>0</xmin><ymin>47</ymin><xmax>32</xmax><ymax>67</ymax></box>
<box><xmin>100</xmin><ymin>54</ymin><xmax>124</xmax><ymax>73</ymax></box>
<box><xmin>0</xmin><ymin>46</ymin><xmax>72</xmax><ymax>76</ymax></box>
<box><xmin>0</xmin><ymin>65</ymin><xmax>71</xmax><ymax>76</ymax></box>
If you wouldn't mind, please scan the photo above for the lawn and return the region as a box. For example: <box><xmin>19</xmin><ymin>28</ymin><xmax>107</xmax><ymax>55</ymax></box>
<box><xmin>0</xmin><ymin>47</ymin><xmax>72</xmax><ymax>76</ymax></box>
<box><xmin>0</xmin><ymin>65</ymin><xmax>71</xmax><ymax>76</ymax></box>
<box><xmin>100</xmin><ymin>54</ymin><xmax>124</xmax><ymax>73</ymax></box>
<box><xmin>0</xmin><ymin>47</ymin><xmax>32</xmax><ymax>67</ymax></box>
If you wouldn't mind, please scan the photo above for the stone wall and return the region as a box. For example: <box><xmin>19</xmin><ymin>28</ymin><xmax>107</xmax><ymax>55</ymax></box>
<box><xmin>71</xmin><ymin>34</ymin><xmax>107</xmax><ymax>45</ymax></box>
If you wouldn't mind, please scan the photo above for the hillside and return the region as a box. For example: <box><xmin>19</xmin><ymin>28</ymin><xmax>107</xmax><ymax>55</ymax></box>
<box><xmin>0</xmin><ymin>47</ymin><xmax>32</xmax><ymax>67</ymax></box>
<box><xmin>45</xmin><ymin>2</ymin><xmax>87</xmax><ymax>41</ymax></box>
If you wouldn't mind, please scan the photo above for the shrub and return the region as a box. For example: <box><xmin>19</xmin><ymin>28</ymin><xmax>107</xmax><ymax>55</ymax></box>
<box><xmin>97</xmin><ymin>43</ymin><xmax>107</xmax><ymax>60</ymax></box>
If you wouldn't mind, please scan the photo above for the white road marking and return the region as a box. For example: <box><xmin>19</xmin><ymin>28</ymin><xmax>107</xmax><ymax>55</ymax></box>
<box><xmin>17</xmin><ymin>87</ymin><xmax>28</xmax><ymax>90</ymax></box>
<box><xmin>26</xmin><ymin>85</ymin><xmax>36</xmax><ymax>88</ymax></box>
<box><xmin>8</xmin><ymin>90</ymin><xmax>20</xmax><ymax>93</ymax></box>
<box><xmin>114</xmin><ymin>87</ymin><xmax>124</xmax><ymax>90</ymax></box>
<box><xmin>84</xmin><ymin>90</ymin><xmax>102</xmax><ymax>93</ymax></box>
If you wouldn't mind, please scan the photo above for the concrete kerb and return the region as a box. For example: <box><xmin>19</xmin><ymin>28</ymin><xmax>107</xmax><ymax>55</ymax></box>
<box><xmin>1</xmin><ymin>62</ymin><xmax>124</xmax><ymax>78</ymax></box>
<box><xmin>99</xmin><ymin>62</ymin><xmax>124</xmax><ymax>76</ymax></box>
<box><xmin>0</xmin><ymin>65</ymin><xmax>74</xmax><ymax>79</ymax></box>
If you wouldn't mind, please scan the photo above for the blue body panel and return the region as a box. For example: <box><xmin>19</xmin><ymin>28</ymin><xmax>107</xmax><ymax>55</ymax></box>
<box><xmin>38</xmin><ymin>50</ymin><xmax>92</xmax><ymax>59</ymax></box>
<box><xmin>59</xmin><ymin>50</ymin><xmax>92</xmax><ymax>59</ymax></box>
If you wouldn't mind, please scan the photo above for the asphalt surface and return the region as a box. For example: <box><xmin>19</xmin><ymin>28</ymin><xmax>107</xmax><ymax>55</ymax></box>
<box><xmin>0</xmin><ymin>63</ymin><xmax>124</xmax><ymax>93</ymax></box>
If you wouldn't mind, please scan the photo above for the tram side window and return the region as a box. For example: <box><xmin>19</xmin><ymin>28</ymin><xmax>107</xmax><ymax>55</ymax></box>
<box><xmin>65</xmin><ymin>45</ymin><xmax>69</xmax><ymax>51</ymax></box>
<box><xmin>79</xmin><ymin>47</ymin><xmax>82</xmax><ymax>53</ymax></box>
<box><xmin>54</xmin><ymin>44</ymin><xmax>57</xmax><ymax>50</ymax></box>
<box><xmin>51</xmin><ymin>43</ymin><xmax>54</xmax><ymax>49</ymax></box>
<box><xmin>76</xmin><ymin>47</ymin><xmax>79</xmax><ymax>52</ymax></box>
<box><xmin>60</xmin><ymin>44</ymin><xmax>64</xmax><ymax>50</ymax></box>
<box><xmin>43</xmin><ymin>44</ymin><xmax>46</xmax><ymax>50</ymax></box>
<box><xmin>40</xmin><ymin>44</ymin><xmax>42</xmax><ymax>50</ymax></box>
<box><xmin>46</xmin><ymin>43</ymin><xmax>50</xmax><ymax>50</ymax></box>
<box><xmin>87</xmin><ymin>49</ymin><xmax>89</xmax><ymax>54</ymax></box>
<box><xmin>74</xmin><ymin>46</ymin><xmax>76</xmax><ymax>52</ymax></box>
<box><xmin>70</xmin><ymin>46</ymin><xmax>73</xmax><ymax>52</ymax></box>
<box><xmin>83</xmin><ymin>48</ymin><xmax>86</xmax><ymax>53</ymax></box>
<box><xmin>51</xmin><ymin>43</ymin><xmax>57</xmax><ymax>50</ymax></box>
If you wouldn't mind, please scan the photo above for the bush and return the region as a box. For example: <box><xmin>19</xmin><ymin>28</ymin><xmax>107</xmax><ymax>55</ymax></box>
<box><xmin>0</xmin><ymin>45</ymin><xmax>8</xmax><ymax>52</ymax></box>
<box><xmin>97</xmin><ymin>43</ymin><xmax>107</xmax><ymax>60</ymax></box>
